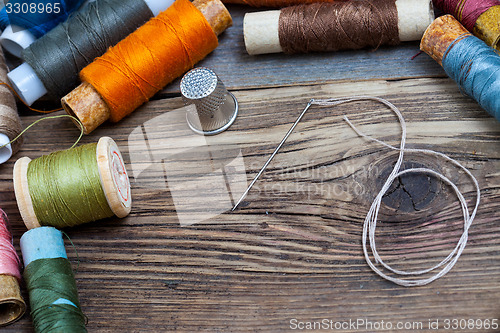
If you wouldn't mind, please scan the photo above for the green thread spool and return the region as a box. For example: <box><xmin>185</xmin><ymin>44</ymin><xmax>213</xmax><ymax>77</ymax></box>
<box><xmin>13</xmin><ymin>136</ymin><xmax>131</xmax><ymax>229</ymax></box>
<box><xmin>21</xmin><ymin>227</ymin><xmax>87</xmax><ymax>333</ymax></box>
<box><xmin>24</xmin><ymin>258</ymin><xmax>87</xmax><ymax>333</ymax></box>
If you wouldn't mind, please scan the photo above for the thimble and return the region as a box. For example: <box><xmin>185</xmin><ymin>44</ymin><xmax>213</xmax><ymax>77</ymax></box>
<box><xmin>180</xmin><ymin>67</ymin><xmax>238</xmax><ymax>135</ymax></box>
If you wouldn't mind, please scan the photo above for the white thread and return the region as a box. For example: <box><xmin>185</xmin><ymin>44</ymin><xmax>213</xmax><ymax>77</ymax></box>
<box><xmin>312</xmin><ymin>96</ymin><xmax>480</xmax><ymax>287</ymax></box>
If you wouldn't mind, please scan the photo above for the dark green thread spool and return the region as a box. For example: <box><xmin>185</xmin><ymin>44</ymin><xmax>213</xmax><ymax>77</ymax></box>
<box><xmin>20</xmin><ymin>227</ymin><xmax>86</xmax><ymax>333</ymax></box>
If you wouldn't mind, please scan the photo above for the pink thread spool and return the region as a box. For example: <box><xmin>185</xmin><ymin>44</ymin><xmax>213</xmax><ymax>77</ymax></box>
<box><xmin>0</xmin><ymin>209</ymin><xmax>26</xmax><ymax>326</ymax></box>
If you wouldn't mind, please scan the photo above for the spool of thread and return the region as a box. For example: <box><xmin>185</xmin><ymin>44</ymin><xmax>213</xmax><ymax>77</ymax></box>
<box><xmin>7</xmin><ymin>0</ymin><xmax>174</xmax><ymax>106</ymax></box>
<box><xmin>0</xmin><ymin>210</ymin><xmax>25</xmax><ymax>326</ymax></box>
<box><xmin>61</xmin><ymin>0</ymin><xmax>233</xmax><ymax>134</ymax></box>
<box><xmin>420</xmin><ymin>15</ymin><xmax>500</xmax><ymax>122</ymax></box>
<box><xmin>433</xmin><ymin>0</ymin><xmax>500</xmax><ymax>51</ymax></box>
<box><xmin>222</xmin><ymin>0</ymin><xmax>336</xmax><ymax>7</ymax></box>
<box><xmin>20</xmin><ymin>227</ymin><xmax>87</xmax><ymax>333</ymax></box>
<box><xmin>0</xmin><ymin>0</ymin><xmax>86</xmax><ymax>57</ymax></box>
<box><xmin>244</xmin><ymin>0</ymin><xmax>434</xmax><ymax>55</ymax></box>
<box><xmin>0</xmin><ymin>48</ymin><xmax>23</xmax><ymax>164</ymax></box>
<box><xmin>13</xmin><ymin>136</ymin><xmax>131</xmax><ymax>229</ymax></box>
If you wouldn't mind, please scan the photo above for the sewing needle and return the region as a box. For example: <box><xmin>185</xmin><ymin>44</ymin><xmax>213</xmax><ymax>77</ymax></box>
<box><xmin>232</xmin><ymin>99</ymin><xmax>314</xmax><ymax>211</ymax></box>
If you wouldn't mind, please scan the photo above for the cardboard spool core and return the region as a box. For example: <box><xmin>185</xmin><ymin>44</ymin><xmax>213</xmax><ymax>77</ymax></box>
<box><xmin>0</xmin><ymin>275</ymin><xmax>25</xmax><ymax>326</ymax></box>
<box><xmin>13</xmin><ymin>136</ymin><xmax>131</xmax><ymax>229</ymax></box>
<box><xmin>420</xmin><ymin>14</ymin><xmax>469</xmax><ymax>66</ymax></box>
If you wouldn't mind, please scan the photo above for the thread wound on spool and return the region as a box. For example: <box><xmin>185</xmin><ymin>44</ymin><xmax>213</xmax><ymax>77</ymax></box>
<box><xmin>0</xmin><ymin>49</ymin><xmax>23</xmax><ymax>157</ymax></box>
<box><xmin>79</xmin><ymin>0</ymin><xmax>219</xmax><ymax>122</ymax></box>
<box><xmin>21</xmin><ymin>0</ymin><xmax>154</xmax><ymax>99</ymax></box>
<box><xmin>0</xmin><ymin>211</ymin><xmax>21</xmax><ymax>281</ymax></box>
<box><xmin>442</xmin><ymin>34</ymin><xmax>500</xmax><ymax>121</ymax></box>
<box><xmin>0</xmin><ymin>210</ymin><xmax>25</xmax><ymax>327</ymax></box>
<box><xmin>433</xmin><ymin>0</ymin><xmax>500</xmax><ymax>50</ymax></box>
<box><xmin>13</xmin><ymin>137</ymin><xmax>131</xmax><ymax>229</ymax></box>
<box><xmin>222</xmin><ymin>0</ymin><xmax>336</xmax><ymax>7</ymax></box>
<box><xmin>27</xmin><ymin>143</ymin><xmax>114</xmax><ymax>227</ymax></box>
<box><xmin>278</xmin><ymin>0</ymin><xmax>400</xmax><ymax>54</ymax></box>
<box><xmin>21</xmin><ymin>227</ymin><xmax>86</xmax><ymax>333</ymax></box>
<box><xmin>433</xmin><ymin>0</ymin><xmax>498</xmax><ymax>31</ymax></box>
<box><xmin>0</xmin><ymin>0</ymin><xmax>85</xmax><ymax>38</ymax></box>
<box><xmin>24</xmin><ymin>258</ymin><xmax>87</xmax><ymax>333</ymax></box>
<box><xmin>421</xmin><ymin>15</ymin><xmax>500</xmax><ymax>122</ymax></box>
<box><xmin>473</xmin><ymin>6</ymin><xmax>500</xmax><ymax>51</ymax></box>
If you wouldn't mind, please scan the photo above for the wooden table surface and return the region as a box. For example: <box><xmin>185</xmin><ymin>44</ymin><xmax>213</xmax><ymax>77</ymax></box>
<box><xmin>2</xmin><ymin>5</ymin><xmax>500</xmax><ymax>333</ymax></box>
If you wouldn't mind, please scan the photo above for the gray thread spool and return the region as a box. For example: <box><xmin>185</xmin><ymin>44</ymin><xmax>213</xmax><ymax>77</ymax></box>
<box><xmin>180</xmin><ymin>67</ymin><xmax>238</xmax><ymax>135</ymax></box>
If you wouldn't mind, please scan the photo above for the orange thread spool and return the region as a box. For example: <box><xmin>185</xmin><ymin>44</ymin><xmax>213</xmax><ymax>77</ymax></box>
<box><xmin>79</xmin><ymin>0</ymin><xmax>218</xmax><ymax>123</ymax></box>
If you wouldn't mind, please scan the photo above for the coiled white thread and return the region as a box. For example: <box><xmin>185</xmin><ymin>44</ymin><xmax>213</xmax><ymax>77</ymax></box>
<box><xmin>312</xmin><ymin>96</ymin><xmax>480</xmax><ymax>286</ymax></box>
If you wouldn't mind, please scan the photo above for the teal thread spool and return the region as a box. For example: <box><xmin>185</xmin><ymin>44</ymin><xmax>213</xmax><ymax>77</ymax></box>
<box><xmin>421</xmin><ymin>15</ymin><xmax>500</xmax><ymax>121</ymax></box>
<box><xmin>20</xmin><ymin>226</ymin><xmax>87</xmax><ymax>333</ymax></box>
<box><xmin>13</xmin><ymin>137</ymin><xmax>131</xmax><ymax>229</ymax></box>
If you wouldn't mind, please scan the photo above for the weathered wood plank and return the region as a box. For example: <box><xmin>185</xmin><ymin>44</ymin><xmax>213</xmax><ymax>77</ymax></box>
<box><xmin>2</xmin><ymin>76</ymin><xmax>500</xmax><ymax>332</ymax></box>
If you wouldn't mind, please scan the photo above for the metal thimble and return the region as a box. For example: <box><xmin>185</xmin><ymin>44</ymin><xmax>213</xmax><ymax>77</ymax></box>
<box><xmin>180</xmin><ymin>67</ymin><xmax>238</xmax><ymax>135</ymax></box>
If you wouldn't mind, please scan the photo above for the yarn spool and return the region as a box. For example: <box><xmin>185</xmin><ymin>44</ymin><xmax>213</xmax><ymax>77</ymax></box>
<box><xmin>0</xmin><ymin>48</ymin><xmax>23</xmax><ymax>164</ymax></box>
<box><xmin>0</xmin><ymin>210</ymin><xmax>26</xmax><ymax>326</ymax></box>
<box><xmin>420</xmin><ymin>15</ymin><xmax>500</xmax><ymax>121</ymax></box>
<box><xmin>7</xmin><ymin>0</ymin><xmax>174</xmax><ymax>106</ymax></box>
<box><xmin>20</xmin><ymin>227</ymin><xmax>87</xmax><ymax>333</ymax></box>
<box><xmin>222</xmin><ymin>0</ymin><xmax>336</xmax><ymax>7</ymax></box>
<box><xmin>13</xmin><ymin>137</ymin><xmax>131</xmax><ymax>229</ymax></box>
<box><xmin>61</xmin><ymin>0</ymin><xmax>233</xmax><ymax>134</ymax></box>
<box><xmin>244</xmin><ymin>0</ymin><xmax>434</xmax><ymax>55</ymax></box>
<box><xmin>0</xmin><ymin>0</ymin><xmax>86</xmax><ymax>57</ymax></box>
<box><xmin>433</xmin><ymin>0</ymin><xmax>500</xmax><ymax>51</ymax></box>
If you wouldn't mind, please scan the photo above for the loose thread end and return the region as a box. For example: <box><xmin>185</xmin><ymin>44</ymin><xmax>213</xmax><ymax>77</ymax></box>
<box><xmin>0</xmin><ymin>114</ymin><xmax>85</xmax><ymax>151</ymax></box>
<box><xmin>0</xmin><ymin>82</ymin><xmax>61</xmax><ymax>114</ymax></box>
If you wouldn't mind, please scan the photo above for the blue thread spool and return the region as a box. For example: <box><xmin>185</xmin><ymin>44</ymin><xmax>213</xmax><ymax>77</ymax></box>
<box><xmin>442</xmin><ymin>35</ymin><xmax>500</xmax><ymax>121</ymax></box>
<box><xmin>421</xmin><ymin>15</ymin><xmax>500</xmax><ymax>122</ymax></box>
<box><xmin>0</xmin><ymin>0</ymin><xmax>86</xmax><ymax>57</ymax></box>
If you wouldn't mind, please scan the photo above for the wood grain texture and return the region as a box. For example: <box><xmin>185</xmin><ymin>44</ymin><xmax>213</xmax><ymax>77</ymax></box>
<box><xmin>2</xmin><ymin>74</ymin><xmax>500</xmax><ymax>331</ymax></box>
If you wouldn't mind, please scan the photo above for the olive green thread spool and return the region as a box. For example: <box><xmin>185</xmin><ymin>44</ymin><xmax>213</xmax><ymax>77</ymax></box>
<box><xmin>13</xmin><ymin>137</ymin><xmax>131</xmax><ymax>229</ymax></box>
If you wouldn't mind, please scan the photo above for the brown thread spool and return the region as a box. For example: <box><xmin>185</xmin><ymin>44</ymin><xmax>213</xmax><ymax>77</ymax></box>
<box><xmin>222</xmin><ymin>0</ymin><xmax>337</xmax><ymax>7</ymax></box>
<box><xmin>244</xmin><ymin>0</ymin><xmax>434</xmax><ymax>55</ymax></box>
<box><xmin>0</xmin><ymin>48</ymin><xmax>22</xmax><ymax>163</ymax></box>
<box><xmin>61</xmin><ymin>0</ymin><xmax>232</xmax><ymax>135</ymax></box>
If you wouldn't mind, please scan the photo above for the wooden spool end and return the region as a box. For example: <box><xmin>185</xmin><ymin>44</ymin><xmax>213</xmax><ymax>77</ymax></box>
<box><xmin>244</xmin><ymin>11</ymin><xmax>282</xmax><ymax>55</ymax></box>
<box><xmin>96</xmin><ymin>137</ymin><xmax>132</xmax><ymax>218</ymax></box>
<box><xmin>420</xmin><ymin>14</ymin><xmax>470</xmax><ymax>66</ymax></box>
<box><xmin>61</xmin><ymin>0</ymin><xmax>232</xmax><ymax>134</ymax></box>
<box><xmin>61</xmin><ymin>81</ymin><xmax>110</xmax><ymax>135</ymax></box>
<box><xmin>13</xmin><ymin>156</ymin><xmax>41</xmax><ymax>230</ymax></box>
<box><xmin>0</xmin><ymin>275</ymin><xmax>26</xmax><ymax>326</ymax></box>
<box><xmin>194</xmin><ymin>0</ymin><xmax>232</xmax><ymax>36</ymax></box>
